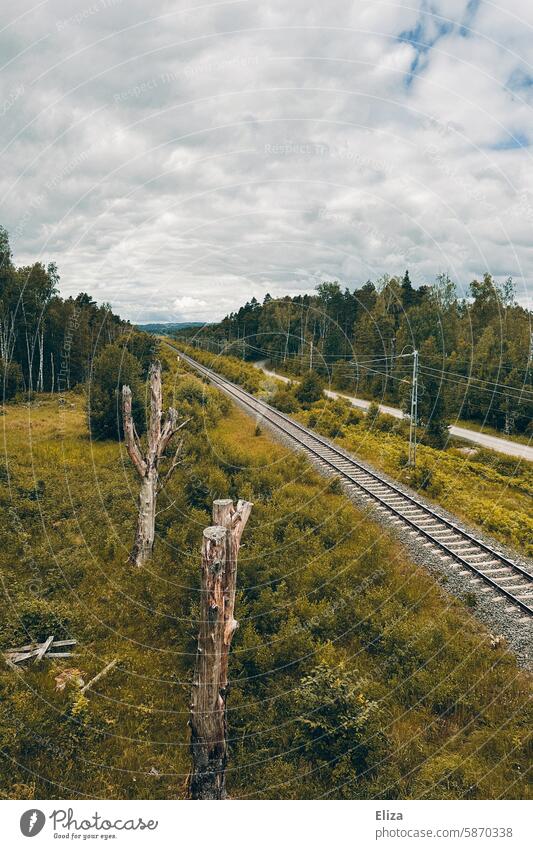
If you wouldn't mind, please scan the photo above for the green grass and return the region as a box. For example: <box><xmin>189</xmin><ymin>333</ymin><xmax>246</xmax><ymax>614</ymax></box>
<box><xmin>0</xmin><ymin>354</ymin><xmax>531</xmax><ymax>800</ymax></box>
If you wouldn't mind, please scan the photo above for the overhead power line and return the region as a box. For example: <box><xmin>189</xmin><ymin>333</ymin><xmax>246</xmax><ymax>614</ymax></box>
<box><xmin>181</xmin><ymin>335</ymin><xmax>533</xmax><ymax>404</ymax></box>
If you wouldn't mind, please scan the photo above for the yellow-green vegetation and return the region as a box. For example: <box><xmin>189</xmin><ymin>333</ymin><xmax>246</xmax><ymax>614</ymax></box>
<box><xmin>0</xmin><ymin>351</ymin><xmax>531</xmax><ymax>801</ymax></box>
<box><xmin>174</xmin><ymin>343</ymin><xmax>533</xmax><ymax>557</ymax></box>
<box><xmin>300</xmin><ymin>398</ymin><xmax>533</xmax><ymax>558</ymax></box>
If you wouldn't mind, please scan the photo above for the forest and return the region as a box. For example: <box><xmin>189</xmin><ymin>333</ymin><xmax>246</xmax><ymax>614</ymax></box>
<box><xmin>0</xmin><ymin>226</ymin><xmax>155</xmax><ymax>402</ymax></box>
<box><xmin>180</xmin><ymin>273</ymin><xmax>533</xmax><ymax>437</ymax></box>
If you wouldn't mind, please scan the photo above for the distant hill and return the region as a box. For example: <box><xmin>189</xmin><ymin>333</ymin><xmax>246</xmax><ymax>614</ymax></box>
<box><xmin>136</xmin><ymin>322</ymin><xmax>207</xmax><ymax>335</ymax></box>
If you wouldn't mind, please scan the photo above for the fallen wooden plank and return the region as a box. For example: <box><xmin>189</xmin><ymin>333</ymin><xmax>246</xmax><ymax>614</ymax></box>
<box><xmin>5</xmin><ymin>643</ymin><xmax>39</xmax><ymax>654</ymax></box>
<box><xmin>34</xmin><ymin>635</ymin><xmax>54</xmax><ymax>663</ymax></box>
<box><xmin>4</xmin><ymin>636</ymin><xmax>79</xmax><ymax>668</ymax></box>
<box><xmin>6</xmin><ymin>649</ymin><xmax>41</xmax><ymax>664</ymax></box>
<box><xmin>80</xmin><ymin>658</ymin><xmax>119</xmax><ymax>695</ymax></box>
<box><xmin>46</xmin><ymin>652</ymin><xmax>76</xmax><ymax>658</ymax></box>
<box><xmin>6</xmin><ymin>638</ymin><xmax>76</xmax><ymax>654</ymax></box>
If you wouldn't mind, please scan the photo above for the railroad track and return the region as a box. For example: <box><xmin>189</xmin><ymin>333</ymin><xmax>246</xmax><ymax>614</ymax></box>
<box><xmin>170</xmin><ymin>344</ymin><xmax>533</xmax><ymax>620</ymax></box>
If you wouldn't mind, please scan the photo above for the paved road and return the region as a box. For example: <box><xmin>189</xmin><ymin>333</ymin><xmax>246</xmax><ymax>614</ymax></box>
<box><xmin>254</xmin><ymin>362</ymin><xmax>533</xmax><ymax>463</ymax></box>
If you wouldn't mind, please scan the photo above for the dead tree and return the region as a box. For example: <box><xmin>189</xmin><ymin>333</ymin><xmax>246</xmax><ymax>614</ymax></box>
<box><xmin>189</xmin><ymin>498</ymin><xmax>253</xmax><ymax>800</ymax></box>
<box><xmin>122</xmin><ymin>361</ymin><xmax>187</xmax><ymax>567</ymax></box>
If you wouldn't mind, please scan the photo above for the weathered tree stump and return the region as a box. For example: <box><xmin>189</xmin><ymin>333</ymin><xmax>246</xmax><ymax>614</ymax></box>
<box><xmin>189</xmin><ymin>498</ymin><xmax>253</xmax><ymax>800</ymax></box>
<box><xmin>122</xmin><ymin>361</ymin><xmax>187</xmax><ymax>567</ymax></box>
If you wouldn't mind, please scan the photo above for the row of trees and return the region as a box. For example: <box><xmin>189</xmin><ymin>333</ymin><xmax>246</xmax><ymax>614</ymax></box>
<box><xmin>0</xmin><ymin>226</ymin><xmax>154</xmax><ymax>406</ymax></box>
<box><xmin>182</xmin><ymin>272</ymin><xmax>533</xmax><ymax>436</ymax></box>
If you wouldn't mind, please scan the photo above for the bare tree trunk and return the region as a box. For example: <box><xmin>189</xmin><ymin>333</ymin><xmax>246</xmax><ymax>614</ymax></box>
<box><xmin>37</xmin><ymin>327</ymin><xmax>44</xmax><ymax>393</ymax></box>
<box><xmin>189</xmin><ymin>524</ymin><xmax>228</xmax><ymax>800</ymax></box>
<box><xmin>189</xmin><ymin>498</ymin><xmax>252</xmax><ymax>800</ymax></box>
<box><xmin>123</xmin><ymin>361</ymin><xmax>187</xmax><ymax>568</ymax></box>
<box><xmin>131</xmin><ymin>467</ymin><xmax>158</xmax><ymax>566</ymax></box>
<box><xmin>212</xmin><ymin>498</ymin><xmax>252</xmax><ymax>695</ymax></box>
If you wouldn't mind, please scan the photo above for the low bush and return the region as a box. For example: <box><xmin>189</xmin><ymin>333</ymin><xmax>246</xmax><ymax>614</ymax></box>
<box><xmin>1</xmin><ymin>359</ymin><xmax>23</xmax><ymax>401</ymax></box>
<box><xmin>295</xmin><ymin>372</ymin><xmax>325</xmax><ymax>406</ymax></box>
<box><xmin>271</xmin><ymin>387</ymin><xmax>298</xmax><ymax>413</ymax></box>
<box><xmin>87</xmin><ymin>343</ymin><xmax>146</xmax><ymax>440</ymax></box>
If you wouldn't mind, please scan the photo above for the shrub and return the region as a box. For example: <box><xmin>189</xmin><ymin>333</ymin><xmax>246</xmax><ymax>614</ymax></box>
<box><xmin>1</xmin><ymin>358</ymin><xmax>23</xmax><ymax>401</ymax></box>
<box><xmin>315</xmin><ymin>410</ymin><xmax>345</xmax><ymax>438</ymax></box>
<box><xmin>173</xmin><ymin>375</ymin><xmax>208</xmax><ymax>406</ymax></box>
<box><xmin>346</xmin><ymin>406</ymin><xmax>364</xmax><ymax>426</ymax></box>
<box><xmin>292</xmin><ymin>662</ymin><xmax>388</xmax><ymax>781</ymax></box>
<box><xmin>295</xmin><ymin>372</ymin><xmax>324</xmax><ymax>406</ymax></box>
<box><xmin>88</xmin><ymin>344</ymin><xmax>146</xmax><ymax>440</ymax></box>
<box><xmin>327</xmin><ymin>476</ymin><xmax>343</xmax><ymax>494</ymax></box>
<box><xmin>329</xmin><ymin>397</ymin><xmax>351</xmax><ymax>418</ymax></box>
<box><xmin>171</xmin><ymin>376</ymin><xmax>226</xmax><ymax>433</ymax></box>
<box><xmin>184</xmin><ymin>463</ymin><xmax>230</xmax><ymax>509</ymax></box>
<box><xmin>366</xmin><ymin>400</ymin><xmax>381</xmax><ymax>426</ymax></box>
<box><xmin>398</xmin><ymin>450</ymin><xmax>409</xmax><ymax>468</ymax></box>
<box><xmin>422</xmin><ymin>418</ymin><xmax>448</xmax><ymax>449</ymax></box>
<box><xmin>401</xmin><ymin>461</ymin><xmax>434</xmax><ymax>492</ymax></box>
<box><xmin>373</xmin><ymin>413</ymin><xmax>397</xmax><ymax>433</ymax></box>
<box><xmin>271</xmin><ymin>387</ymin><xmax>298</xmax><ymax>413</ymax></box>
<box><xmin>1</xmin><ymin>597</ymin><xmax>72</xmax><ymax>645</ymax></box>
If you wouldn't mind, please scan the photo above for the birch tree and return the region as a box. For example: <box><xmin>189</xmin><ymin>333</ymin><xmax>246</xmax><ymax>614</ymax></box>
<box><xmin>122</xmin><ymin>360</ymin><xmax>187</xmax><ymax>567</ymax></box>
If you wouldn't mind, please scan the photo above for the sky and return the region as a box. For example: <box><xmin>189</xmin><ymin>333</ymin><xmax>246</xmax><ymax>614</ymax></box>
<box><xmin>1</xmin><ymin>0</ymin><xmax>533</xmax><ymax>323</ymax></box>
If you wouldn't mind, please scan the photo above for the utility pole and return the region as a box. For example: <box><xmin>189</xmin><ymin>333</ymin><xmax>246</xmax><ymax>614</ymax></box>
<box><xmin>408</xmin><ymin>349</ymin><xmax>419</xmax><ymax>467</ymax></box>
<box><xmin>309</xmin><ymin>340</ymin><xmax>313</xmax><ymax>373</ymax></box>
<box><xmin>283</xmin><ymin>304</ymin><xmax>291</xmax><ymax>363</ymax></box>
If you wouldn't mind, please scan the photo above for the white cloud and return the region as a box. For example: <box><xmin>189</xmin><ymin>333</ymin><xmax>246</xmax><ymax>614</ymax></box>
<box><xmin>1</xmin><ymin>0</ymin><xmax>532</xmax><ymax>320</ymax></box>
<box><xmin>173</xmin><ymin>295</ymin><xmax>207</xmax><ymax>312</ymax></box>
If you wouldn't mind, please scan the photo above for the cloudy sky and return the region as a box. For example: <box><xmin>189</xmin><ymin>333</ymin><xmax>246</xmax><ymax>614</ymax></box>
<box><xmin>1</xmin><ymin>0</ymin><xmax>533</xmax><ymax>322</ymax></box>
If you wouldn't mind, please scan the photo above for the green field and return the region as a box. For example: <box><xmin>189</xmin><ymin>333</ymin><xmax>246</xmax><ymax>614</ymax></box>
<box><xmin>0</xmin><ymin>348</ymin><xmax>531</xmax><ymax>799</ymax></box>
